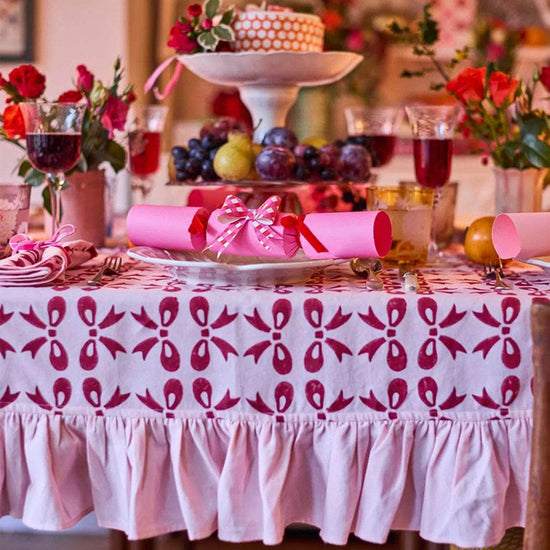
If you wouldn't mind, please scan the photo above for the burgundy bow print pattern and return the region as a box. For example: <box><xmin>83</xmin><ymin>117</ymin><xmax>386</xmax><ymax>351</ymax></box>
<box><xmin>358</xmin><ymin>298</ymin><xmax>408</xmax><ymax>371</ymax></box>
<box><xmin>360</xmin><ymin>378</ymin><xmax>408</xmax><ymax>419</ymax></box>
<box><xmin>417</xmin><ymin>377</ymin><xmax>466</xmax><ymax>417</ymax></box>
<box><xmin>0</xmin><ymin>306</ymin><xmax>15</xmax><ymax>360</ymax></box>
<box><xmin>82</xmin><ymin>377</ymin><xmax>130</xmax><ymax>416</ymax></box>
<box><xmin>473</xmin><ymin>297</ymin><xmax>522</xmax><ymax>369</ymax></box>
<box><xmin>27</xmin><ymin>378</ymin><xmax>72</xmax><ymax>414</ymax></box>
<box><xmin>303</xmin><ymin>299</ymin><xmax>353</xmax><ymax>372</ymax></box>
<box><xmin>132</xmin><ymin>297</ymin><xmax>181</xmax><ymax>371</ymax></box>
<box><xmin>305</xmin><ymin>379</ymin><xmax>353</xmax><ymax>419</ymax></box>
<box><xmin>247</xmin><ymin>381</ymin><xmax>294</xmax><ymax>420</ymax></box>
<box><xmin>21</xmin><ymin>296</ymin><xmax>69</xmax><ymax>370</ymax></box>
<box><xmin>189</xmin><ymin>296</ymin><xmax>238</xmax><ymax>371</ymax></box>
<box><xmin>0</xmin><ymin>386</ymin><xmax>19</xmax><ymax>408</ymax></box>
<box><xmin>192</xmin><ymin>377</ymin><xmax>240</xmax><ymax>418</ymax></box>
<box><xmin>473</xmin><ymin>375</ymin><xmax>521</xmax><ymax>416</ymax></box>
<box><xmin>77</xmin><ymin>297</ymin><xmax>126</xmax><ymax>370</ymax></box>
<box><xmin>244</xmin><ymin>299</ymin><xmax>293</xmax><ymax>374</ymax></box>
<box><xmin>137</xmin><ymin>379</ymin><xmax>183</xmax><ymax>418</ymax></box>
<box><xmin>417</xmin><ymin>298</ymin><xmax>467</xmax><ymax>369</ymax></box>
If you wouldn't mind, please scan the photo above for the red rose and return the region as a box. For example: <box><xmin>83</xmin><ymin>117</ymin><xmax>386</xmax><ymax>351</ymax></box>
<box><xmin>187</xmin><ymin>3</ymin><xmax>202</xmax><ymax>18</ymax></box>
<box><xmin>202</xmin><ymin>18</ymin><xmax>213</xmax><ymax>30</ymax></box>
<box><xmin>488</xmin><ymin>71</ymin><xmax>519</xmax><ymax>108</ymax></box>
<box><xmin>445</xmin><ymin>67</ymin><xmax>486</xmax><ymax>104</ymax></box>
<box><xmin>8</xmin><ymin>65</ymin><xmax>46</xmax><ymax>99</ymax></box>
<box><xmin>539</xmin><ymin>66</ymin><xmax>550</xmax><ymax>92</ymax></box>
<box><xmin>322</xmin><ymin>10</ymin><xmax>344</xmax><ymax>31</ymax></box>
<box><xmin>58</xmin><ymin>90</ymin><xmax>83</xmax><ymax>103</ymax></box>
<box><xmin>0</xmin><ymin>73</ymin><xmax>7</xmax><ymax>88</ymax></box>
<box><xmin>2</xmin><ymin>104</ymin><xmax>25</xmax><ymax>139</ymax></box>
<box><xmin>167</xmin><ymin>22</ymin><xmax>198</xmax><ymax>53</ymax></box>
<box><xmin>77</xmin><ymin>64</ymin><xmax>94</xmax><ymax>93</ymax></box>
<box><xmin>124</xmin><ymin>92</ymin><xmax>137</xmax><ymax>104</ymax></box>
<box><xmin>100</xmin><ymin>94</ymin><xmax>129</xmax><ymax>137</ymax></box>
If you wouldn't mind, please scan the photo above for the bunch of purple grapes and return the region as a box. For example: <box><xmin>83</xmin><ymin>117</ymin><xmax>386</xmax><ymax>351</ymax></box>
<box><xmin>170</xmin><ymin>117</ymin><xmax>248</xmax><ymax>183</ymax></box>
<box><xmin>254</xmin><ymin>127</ymin><xmax>371</xmax><ymax>183</ymax></box>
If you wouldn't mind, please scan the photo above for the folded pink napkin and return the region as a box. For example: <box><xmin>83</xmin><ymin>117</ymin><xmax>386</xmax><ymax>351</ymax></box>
<box><xmin>0</xmin><ymin>225</ymin><xmax>98</xmax><ymax>286</ymax></box>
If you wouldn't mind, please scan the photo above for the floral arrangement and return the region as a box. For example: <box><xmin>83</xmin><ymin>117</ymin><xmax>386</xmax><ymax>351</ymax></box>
<box><xmin>167</xmin><ymin>0</ymin><xmax>235</xmax><ymax>54</ymax></box>
<box><xmin>0</xmin><ymin>58</ymin><xmax>135</xmax><ymax>206</ymax></box>
<box><xmin>390</xmin><ymin>4</ymin><xmax>550</xmax><ymax>170</ymax></box>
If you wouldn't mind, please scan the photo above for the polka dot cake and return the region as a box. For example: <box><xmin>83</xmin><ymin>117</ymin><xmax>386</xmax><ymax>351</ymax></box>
<box><xmin>232</xmin><ymin>10</ymin><xmax>324</xmax><ymax>53</ymax></box>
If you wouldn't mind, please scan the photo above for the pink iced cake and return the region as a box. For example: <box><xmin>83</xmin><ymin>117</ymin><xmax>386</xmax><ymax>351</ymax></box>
<box><xmin>232</xmin><ymin>9</ymin><xmax>325</xmax><ymax>53</ymax></box>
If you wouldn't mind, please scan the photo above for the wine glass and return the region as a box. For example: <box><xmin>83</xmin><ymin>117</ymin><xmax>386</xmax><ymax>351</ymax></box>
<box><xmin>344</xmin><ymin>106</ymin><xmax>402</xmax><ymax>168</ymax></box>
<box><xmin>405</xmin><ymin>104</ymin><xmax>459</xmax><ymax>264</ymax></box>
<box><xmin>127</xmin><ymin>105</ymin><xmax>168</xmax><ymax>203</ymax></box>
<box><xmin>19</xmin><ymin>102</ymin><xmax>85</xmax><ymax>235</ymax></box>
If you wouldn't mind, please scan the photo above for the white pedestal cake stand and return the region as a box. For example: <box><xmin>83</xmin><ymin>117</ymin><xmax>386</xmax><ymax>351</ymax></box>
<box><xmin>178</xmin><ymin>51</ymin><xmax>363</xmax><ymax>141</ymax></box>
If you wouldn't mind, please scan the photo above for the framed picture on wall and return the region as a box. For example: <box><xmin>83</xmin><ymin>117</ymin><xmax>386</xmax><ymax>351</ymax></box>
<box><xmin>0</xmin><ymin>0</ymin><xmax>34</xmax><ymax>61</ymax></box>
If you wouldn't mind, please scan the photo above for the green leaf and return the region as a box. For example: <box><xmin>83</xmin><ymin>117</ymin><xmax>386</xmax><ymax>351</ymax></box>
<box><xmin>18</xmin><ymin>159</ymin><xmax>32</xmax><ymax>178</ymax></box>
<box><xmin>104</xmin><ymin>141</ymin><xmax>126</xmax><ymax>173</ymax></box>
<box><xmin>401</xmin><ymin>69</ymin><xmax>428</xmax><ymax>78</ymax></box>
<box><xmin>213</xmin><ymin>23</ymin><xmax>234</xmax><ymax>41</ymax></box>
<box><xmin>522</xmin><ymin>134</ymin><xmax>550</xmax><ymax>168</ymax></box>
<box><xmin>430</xmin><ymin>83</ymin><xmax>445</xmax><ymax>91</ymax></box>
<box><xmin>205</xmin><ymin>0</ymin><xmax>220</xmax><ymax>19</ymax></box>
<box><xmin>24</xmin><ymin>168</ymin><xmax>46</xmax><ymax>187</ymax></box>
<box><xmin>197</xmin><ymin>31</ymin><xmax>219</xmax><ymax>51</ymax></box>
<box><xmin>518</xmin><ymin>115</ymin><xmax>546</xmax><ymax>140</ymax></box>
<box><xmin>419</xmin><ymin>4</ymin><xmax>439</xmax><ymax>45</ymax></box>
<box><xmin>220</xmin><ymin>8</ymin><xmax>234</xmax><ymax>26</ymax></box>
<box><xmin>42</xmin><ymin>186</ymin><xmax>52</xmax><ymax>217</ymax></box>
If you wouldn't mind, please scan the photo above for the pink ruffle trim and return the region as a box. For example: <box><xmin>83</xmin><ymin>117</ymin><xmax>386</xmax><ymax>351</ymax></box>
<box><xmin>0</xmin><ymin>413</ymin><xmax>530</xmax><ymax>546</ymax></box>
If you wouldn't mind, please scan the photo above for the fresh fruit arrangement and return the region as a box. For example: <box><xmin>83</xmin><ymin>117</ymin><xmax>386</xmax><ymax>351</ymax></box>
<box><xmin>168</xmin><ymin>118</ymin><xmax>372</xmax><ymax>185</ymax></box>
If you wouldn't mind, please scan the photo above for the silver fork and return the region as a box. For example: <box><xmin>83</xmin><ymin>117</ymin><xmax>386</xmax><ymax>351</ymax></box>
<box><xmin>87</xmin><ymin>256</ymin><xmax>122</xmax><ymax>286</ymax></box>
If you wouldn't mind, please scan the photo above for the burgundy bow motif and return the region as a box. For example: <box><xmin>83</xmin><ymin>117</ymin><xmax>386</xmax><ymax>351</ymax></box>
<box><xmin>21</xmin><ymin>296</ymin><xmax>69</xmax><ymax>370</ymax></box>
<box><xmin>132</xmin><ymin>297</ymin><xmax>181</xmax><ymax>371</ymax></box>
<box><xmin>137</xmin><ymin>379</ymin><xmax>183</xmax><ymax>418</ymax></box>
<box><xmin>77</xmin><ymin>297</ymin><xmax>126</xmax><ymax>370</ymax></box>
<box><xmin>244</xmin><ymin>299</ymin><xmax>293</xmax><ymax>374</ymax></box>
<box><xmin>417</xmin><ymin>377</ymin><xmax>466</xmax><ymax>417</ymax></box>
<box><xmin>472</xmin><ymin>375</ymin><xmax>520</xmax><ymax>416</ymax></box>
<box><xmin>360</xmin><ymin>378</ymin><xmax>408</xmax><ymax>419</ymax></box>
<box><xmin>27</xmin><ymin>378</ymin><xmax>72</xmax><ymax>414</ymax></box>
<box><xmin>247</xmin><ymin>382</ymin><xmax>294</xmax><ymax>420</ymax></box>
<box><xmin>82</xmin><ymin>377</ymin><xmax>131</xmax><ymax>415</ymax></box>
<box><xmin>189</xmin><ymin>296</ymin><xmax>238</xmax><ymax>371</ymax></box>
<box><xmin>206</xmin><ymin>194</ymin><xmax>281</xmax><ymax>258</ymax></box>
<box><xmin>305</xmin><ymin>379</ymin><xmax>354</xmax><ymax>419</ymax></box>
<box><xmin>0</xmin><ymin>306</ymin><xmax>15</xmax><ymax>360</ymax></box>
<box><xmin>358</xmin><ymin>298</ymin><xmax>408</xmax><ymax>371</ymax></box>
<box><xmin>0</xmin><ymin>386</ymin><xmax>19</xmax><ymax>409</ymax></box>
<box><xmin>473</xmin><ymin>297</ymin><xmax>521</xmax><ymax>369</ymax></box>
<box><xmin>303</xmin><ymin>298</ymin><xmax>352</xmax><ymax>372</ymax></box>
<box><xmin>192</xmin><ymin>377</ymin><xmax>240</xmax><ymax>418</ymax></box>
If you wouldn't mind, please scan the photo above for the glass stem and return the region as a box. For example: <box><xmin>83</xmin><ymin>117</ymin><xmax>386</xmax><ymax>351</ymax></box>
<box><xmin>47</xmin><ymin>172</ymin><xmax>65</xmax><ymax>235</ymax></box>
<box><xmin>430</xmin><ymin>186</ymin><xmax>442</xmax><ymax>255</ymax></box>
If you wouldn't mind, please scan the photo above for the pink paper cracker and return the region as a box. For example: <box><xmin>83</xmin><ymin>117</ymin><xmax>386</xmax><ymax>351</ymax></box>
<box><xmin>492</xmin><ymin>213</ymin><xmax>550</xmax><ymax>260</ymax></box>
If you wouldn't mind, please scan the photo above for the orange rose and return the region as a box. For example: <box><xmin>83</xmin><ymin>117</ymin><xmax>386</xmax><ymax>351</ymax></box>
<box><xmin>488</xmin><ymin>72</ymin><xmax>518</xmax><ymax>108</ymax></box>
<box><xmin>2</xmin><ymin>104</ymin><xmax>25</xmax><ymax>139</ymax></box>
<box><xmin>445</xmin><ymin>67</ymin><xmax>486</xmax><ymax>104</ymax></box>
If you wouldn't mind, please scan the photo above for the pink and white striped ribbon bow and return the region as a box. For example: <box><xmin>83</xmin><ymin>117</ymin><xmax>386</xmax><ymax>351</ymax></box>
<box><xmin>207</xmin><ymin>195</ymin><xmax>281</xmax><ymax>258</ymax></box>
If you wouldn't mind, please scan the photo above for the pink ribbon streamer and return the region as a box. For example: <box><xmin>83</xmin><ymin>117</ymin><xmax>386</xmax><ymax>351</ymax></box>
<box><xmin>206</xmin><ymin>195</ymin><xmax>281</xmax><ymax>258</ymax></box>
<box><xmin>9</xmin><ymin>224</ymin><xmax>76</xmax><ymax>254</ymax></box>
<box><xmin>144</xmin><ymin>55</ymin><xmax>183</xmax><ymax>101</ymax></box>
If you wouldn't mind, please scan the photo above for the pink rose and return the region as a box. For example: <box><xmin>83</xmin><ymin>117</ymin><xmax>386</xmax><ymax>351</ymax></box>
<box><xmin>100</xmin><ymin>95</ymin><xmax>129</xmax><ymax>137</ymax></box>
<box><xmin>167</xmin><ymin>22</ymin><xmax>198</xmax><ymax>53</ymax></box>
<box><xmin>77</xmin><ymin>64</ymin><xmax>94</xmax><ymax>93</ymax></box>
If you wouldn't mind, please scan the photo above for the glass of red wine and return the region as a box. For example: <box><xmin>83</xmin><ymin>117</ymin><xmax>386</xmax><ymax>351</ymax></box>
<box><xmin>127</xmin><ymin>105</ymin><xmax>168</xmax><ymax>202</ymax></box>
<box><xmin>20</xmin><ymin>102</ymin><xmax>85</xmax><ymax>235</ymax></box>
<box><xmin>405</xmin><ymin>104</ymin><xmax>459</xmax><ymax>264</ymax></box>
<box><xmin>344</xmin><ymin>106</ymin><xmax>402</xmax><ymax>169</ymax></box>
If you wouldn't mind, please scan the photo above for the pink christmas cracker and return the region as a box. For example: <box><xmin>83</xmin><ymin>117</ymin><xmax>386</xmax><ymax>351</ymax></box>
<box><xmin>492</xmin><ymin>212</ymin><xmax>550</xmax><ymax>260</ymax></box>
<box><xmin>205</xmin><ymin>195</ymin><xmax>290</xmax><ymax>258</ymax></box>
<box><xmin>283</xmin><ymin>210</ymin><xmax>392</xmax><ymax>260</ymax></box>
<box><xmin>126</xmin><ymin>205</ymin><xmax>208</xmax><ymax>251</ymax></box>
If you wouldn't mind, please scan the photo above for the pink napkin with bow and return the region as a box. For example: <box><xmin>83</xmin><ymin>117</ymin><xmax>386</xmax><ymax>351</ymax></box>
<box><xmin>0</xmin><ymin>225</ymin><xmax>98</xmax><ymax>286</ymax></box>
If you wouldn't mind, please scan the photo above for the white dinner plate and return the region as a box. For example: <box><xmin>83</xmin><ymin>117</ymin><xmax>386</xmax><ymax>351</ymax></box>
<box><xmin>525</xmin><ymin>256</ymin><xmax>550</xmax><ymax>271</ymax></box>
<box><xmin>127</xmin><ymin>246</ymin><xmax>334</xmax><ymax>285</ymax></box>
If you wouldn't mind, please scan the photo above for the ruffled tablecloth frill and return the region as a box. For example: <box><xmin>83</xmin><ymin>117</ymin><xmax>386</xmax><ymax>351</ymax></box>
<box><xmin>0</xmin><ymin>409</ymin><xmax>530</xmax><ymax>547</ymax></box>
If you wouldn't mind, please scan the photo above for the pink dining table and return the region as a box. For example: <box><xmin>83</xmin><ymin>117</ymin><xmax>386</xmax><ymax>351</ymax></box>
<box><xmin>0</xmin><ymin>252</ymin><xmax>547</xmax><ymax>547</ymax></box>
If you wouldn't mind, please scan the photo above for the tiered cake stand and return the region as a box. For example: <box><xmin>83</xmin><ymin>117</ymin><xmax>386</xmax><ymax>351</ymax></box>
<box><xmin>176</xmin><ymin>50</ymin><xmax>364</xmax><ymax>213</ymax></box>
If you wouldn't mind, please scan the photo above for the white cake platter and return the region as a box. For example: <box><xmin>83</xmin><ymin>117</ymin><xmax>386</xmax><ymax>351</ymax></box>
<box><xmin>178</xmin><ymin>51</ymin><xmax>363</xmax><ymax>140</ymax></box>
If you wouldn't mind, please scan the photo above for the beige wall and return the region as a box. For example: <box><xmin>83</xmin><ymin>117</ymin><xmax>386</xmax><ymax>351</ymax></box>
<box><xmin>0</xmin><ymin>0</ymin><xmax>129</xmax><ymax>181</ymax></box>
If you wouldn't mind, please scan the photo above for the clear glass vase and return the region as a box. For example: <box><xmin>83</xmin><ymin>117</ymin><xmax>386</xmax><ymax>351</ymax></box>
<box><xmin>493</xmin><ymin>166</ymin><xmax>547</xmax><ymax>214</ymax></box>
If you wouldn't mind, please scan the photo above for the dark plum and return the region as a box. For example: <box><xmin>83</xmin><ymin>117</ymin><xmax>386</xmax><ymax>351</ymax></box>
<box><xmin>261</xmin><ymin>127</ymin><xmax>298</xmax><ymax>149</ymax></box>
<box><xmin>303</xmin><ymin>146</ymin><xmax>318</xmax><ymax>160</ymax></box>
<box><xmin>294</xmin><ymin>164</ymin><xmax>310</xmax><ymax>181</ymax></box>
<box><xmin>255</xmin><ymin>146</ymin><xmax>296</xmax><ymax>180</ymax></box>
<box><xmin>339</xmin><ymin>144</ymin><xmax>371</xmax><ymax>182</ymax></box>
